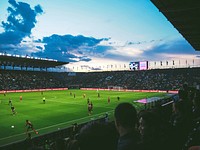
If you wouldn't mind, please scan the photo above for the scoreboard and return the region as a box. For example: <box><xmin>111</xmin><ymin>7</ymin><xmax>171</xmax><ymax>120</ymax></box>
<box><xmin>129</xmin><ymin>61</ymin><xmax>148</xmax><ymax>70</ymax></box>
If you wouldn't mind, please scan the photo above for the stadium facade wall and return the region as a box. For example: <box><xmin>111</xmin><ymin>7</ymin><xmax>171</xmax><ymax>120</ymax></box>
<box><xmin>66</xmin><ymin>58</ymin><xmax>200</xmax><ymax>72</ymax></box>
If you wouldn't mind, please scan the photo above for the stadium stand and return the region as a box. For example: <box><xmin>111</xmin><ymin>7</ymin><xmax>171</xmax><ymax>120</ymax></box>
<box><xmin>1</xmin><ymin>67</ymin><xmax>200</xmax><ymax>91</ymax></box>
<box><xmin>0</xmin><ymin>54</ymin><xmax>68</xmax><ymax>69</ymax></box>
<box><xmin>0</xmin><ymin>70</ymin><xmax>66</xmax><ymax>90</ymax></box>
<box><xmin>60</xmin><ymin>68</ymin><xmax>200</xmax><ymax>90</ymax></box>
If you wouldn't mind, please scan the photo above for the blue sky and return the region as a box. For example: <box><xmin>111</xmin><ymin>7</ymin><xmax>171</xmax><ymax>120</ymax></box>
<box><xmin>0</xmin><ymin>0</ymin><xmax>199</xmax><ymax>66</ymax></box>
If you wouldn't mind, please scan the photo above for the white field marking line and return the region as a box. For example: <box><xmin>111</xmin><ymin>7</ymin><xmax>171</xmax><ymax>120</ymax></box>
<box><xmin>46</xmin><ymin>97</ymin><xmax>115</xmax><ymax>109</ymax></box>
<box><xmin>0</xmin><ymin>109</ymin><xmax>114</xmax><ymax>141</ymax></box>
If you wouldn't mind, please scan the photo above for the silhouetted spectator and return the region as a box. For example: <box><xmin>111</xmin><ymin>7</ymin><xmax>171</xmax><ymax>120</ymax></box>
<box><xmin>138</xmin><ymin>110</ymin><xmax>171</xmax><ymax>150</ymax></box>
<box><xmin>77</xmin><ymin>121</ymin><xmax>117</xmax><ymax>150</ymax></box>
<box><xmin>183</xmin><ymin>118</ymin><xmax>200</xmax><ymax>150</ymax></box>
<box><xmin>192</xmin><ymin>92</ymin><xmax>200</xmax><ymax>120</ymax></box>
<box><xmin>179</xmin><ymin>83</ymin><xmax>189</xmax><ymax>101</ymax></box>
<box><xmin>114</xmin><ymin>102</ymin><xmax>140</xmax><ymax>150</ymax></box>
<box><xmin>170</xmin><ymin>100</ymin><xmax>192</xmax><ymax>150</ymax></box>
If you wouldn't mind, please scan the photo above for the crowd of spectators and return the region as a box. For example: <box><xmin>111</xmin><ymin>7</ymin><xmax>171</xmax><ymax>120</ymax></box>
<box><xmin>1</xmin><ymin>67</ymin><xmax>200</xmax><ymax>91</ymax></box>
<box><xmin>62</xmin><ymin>68</ymin><xmax>200</xmax><ymax>90</ymax></box>
<box><xmin>0</xmin><ymin>70</ymin><xmax>66</xmax><ymax>90</ymax></box>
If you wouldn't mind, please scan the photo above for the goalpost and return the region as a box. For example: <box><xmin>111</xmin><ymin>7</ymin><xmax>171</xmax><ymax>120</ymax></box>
<box><xmin>108</xmin><ymin>86</ymin><xmax>123</xmax><ymax>91</ymax></box>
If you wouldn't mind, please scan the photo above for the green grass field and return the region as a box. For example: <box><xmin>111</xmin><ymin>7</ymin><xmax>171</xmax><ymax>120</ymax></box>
<box><xmin>0</xmin><ymin>89</ymin><xmax>166</xmax><ymax>146</ymax></box>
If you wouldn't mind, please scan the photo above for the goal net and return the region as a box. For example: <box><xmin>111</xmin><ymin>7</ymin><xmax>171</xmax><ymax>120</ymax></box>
<box><xmin>108</xmin><ymin>86</ymin><xmax>123</xmax><ymax>91</ymax></box>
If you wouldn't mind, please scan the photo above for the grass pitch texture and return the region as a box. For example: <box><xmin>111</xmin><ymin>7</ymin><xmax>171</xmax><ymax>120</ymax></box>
<box><xmin>0</xmin><ymin>90</ymin><xmax>165</xmax><ymax>146</ymax></box>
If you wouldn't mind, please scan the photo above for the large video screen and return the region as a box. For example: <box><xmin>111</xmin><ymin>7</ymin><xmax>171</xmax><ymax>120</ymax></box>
<box><xmin>129</xmin><ymin>61</ymin><xmax>148</xmax><ymax>70</ymax></box>
<box><xmin>129</xmin><ymin>62</ymin><xmax>139</xmax><ymax>70</ymax></box>
<box><xmin>139</xmin><ymin>61</ymin><xmax>148</xmax><ymax>70</ymax></box>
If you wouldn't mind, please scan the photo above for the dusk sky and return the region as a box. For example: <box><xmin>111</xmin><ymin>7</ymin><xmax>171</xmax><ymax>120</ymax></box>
<box><xmin>0</xmin><ymin>0</ymin><xmax>200</xmax><ymax>66</ymax></box>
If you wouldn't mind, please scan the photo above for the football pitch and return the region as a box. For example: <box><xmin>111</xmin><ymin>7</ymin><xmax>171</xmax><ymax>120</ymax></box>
<box><xmin>0</xmin><ymin>89</ymin><xmax>166</xmax><ymax>146</ymax></box>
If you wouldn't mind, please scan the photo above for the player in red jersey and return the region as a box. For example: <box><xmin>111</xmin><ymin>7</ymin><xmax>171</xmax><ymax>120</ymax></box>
<box><xmin>20</xmin><ymin>95</ymin><xmax>22</xmax><ymax>102</ymax></box>
<box><xmin>25</xmin><ymin>120</ymin><xmax>38</xmax><ymax>134</ymax></box>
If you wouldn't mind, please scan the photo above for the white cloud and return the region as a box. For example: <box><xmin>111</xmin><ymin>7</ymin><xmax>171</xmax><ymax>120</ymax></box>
<box><xmin>68</xmin><ymin>56</ymin><xmax>128</xmax><ymax>67</ymax></box>
<box><xmin>107</xmin><ymin>46</ymin><xmax>143</xmax><ymax>57</ymax></box>
<box><xmin>159</xmin><ymin>53</ymin><xmax>199</xmax><ymax>60</ymax></box>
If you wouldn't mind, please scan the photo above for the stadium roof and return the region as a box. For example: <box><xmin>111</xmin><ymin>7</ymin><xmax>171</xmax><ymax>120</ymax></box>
<box><xmin>151</xmin><ymin>0</ymin><xmax>200</xmax><ymax>51</ymax></box>
<box><xmin>0</xmin><ymin>54</ymin><xmax>69</xmax><ymax>68</ymax></box>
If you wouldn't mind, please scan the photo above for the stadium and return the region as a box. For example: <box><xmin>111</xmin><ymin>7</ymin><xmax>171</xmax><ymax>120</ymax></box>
<box><xmin>0</xmin><ymin>0</ymin><xmax>200</xmax><ymax>150</ymax></box>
